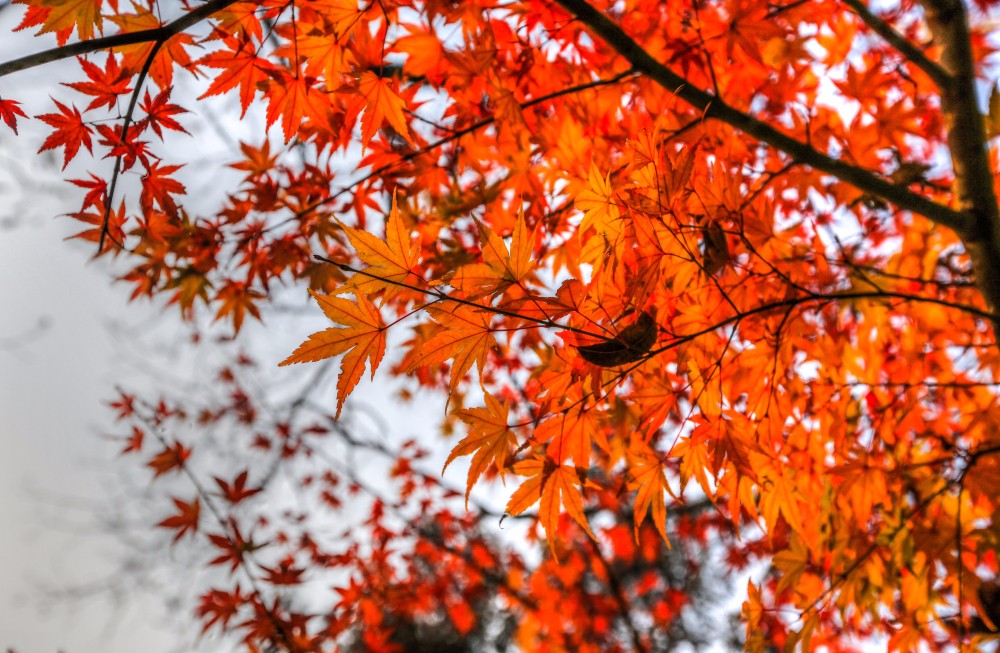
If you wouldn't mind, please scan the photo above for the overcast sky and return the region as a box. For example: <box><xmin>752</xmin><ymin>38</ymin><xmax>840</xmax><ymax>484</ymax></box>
<box><xmin>0</xmin><ymin>7</ymin><xmax>454</xmax><ymax>652</ymax></box>
<box><xmin>0</xmin><ymin>6</ymin><xmax>210</xmax><ymax>651</ymax></box>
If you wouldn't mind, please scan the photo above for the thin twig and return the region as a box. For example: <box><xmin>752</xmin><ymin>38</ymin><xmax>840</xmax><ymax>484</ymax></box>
<box><xmin>0</xmin><ymin>0</ymin><xmax>239</xmax><ymax>78</ymax></box>
<box><xmin>99</xmin><ymin>40</ymin><xmax>162</xmax><ymax>253</ymax></box>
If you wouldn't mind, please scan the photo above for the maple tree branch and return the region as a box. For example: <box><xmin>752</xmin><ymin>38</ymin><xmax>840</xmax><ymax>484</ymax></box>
<box><xmin>840</xmin><ymin>0</ymin><xmax>950</xmax><ymax>87</ymax></box>
<box><xmin>313</xmin><ymin>254</ymin><xmax>608</xmax><ymax>339</ymax></box>
<box><xmin>918</xmin><ymin>0</ymin><xmax>1000</xmax><ymax>328</ymax></box>
<box><xmin>0</xmin><ymin>0</ymin><xmax>239</xmax><ymax>79</ymax></box>
<box><xmin>134</xmin><ymin>408</ymin><xmax>301</xmax><ymax>653</ymax></box>
<box><xmin>650</xmin><ymin>290</ymin><xmax>996</xmax><ymax>360</ymax></box>
<box><xmin>553</xmin><ymin>0</ymin><xmax>970</xmax><ymax>235</ymax></box>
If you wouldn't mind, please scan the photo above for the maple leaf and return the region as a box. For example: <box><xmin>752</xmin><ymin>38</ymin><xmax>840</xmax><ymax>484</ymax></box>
<box><xmin>146</xmin><ymin>441</ymin><xmax>192</xmax><ymax>477</ymax></box>
<box><xmin>138</xmin><ymin>89</ymin><xmax>188</xmax><ymax>139</ymax></box>
<box><xmin>506</xmin><ymin>456</ymin><xmax>596</xmax><ymax>552</ymax></box>
<box><xmin>261</xmin><ymin>557</ymin><xmax>305</xmax><ymax>585</ymax></box>
<box><xmin>214</xmin><ymin>470</ymin><xmax>261</xmax><ymax>504</ymax></box>
<box><xmin>119</xmin><ymin>426</ymin><xmax>144</xmax><ymax>455</ymax></box>
<box><xmin>279</xmin><ymin>291</ymin><xmax>386</xmax><ymax>418</ymax></box>
<box><xmin>158</xmin><ymin>496</ymin><xmax>201</xmax><ymax>542</ymax></box>
<box><xmin>626</xmin><ymin>440</ymin><xmax>677</xmax><ymax>544</ymax></box>
<box><xmin>95</xmin><ymin>122</ymin><xmax>149</xmax><ymax>171</ymax></box>
<box><xmin>409</xmin><ymin>303</ymin><xmax>497</xmax><ymax>391</ymax></box>
<box><xmin>198</xmin><ymin>35</ymin><xmax>276</xmax><ymax>116</ymax></box>
<box><xmin>759</xmin><ymin>467</ymin><xmax>806</xmax><ymax>537</ymax></box>
<box><xmin>36</xmin><ymin>99</ymin><xmax>93</xmax><ymax>169</ymax></box>
<box><xmin>445</xmin><ymin>392</ymin><xmax>518</xmax><ymax>506</ymax></box>
<box><xmin>106</xmin><ymin>4</ymin><xmax>195</xmax><ymax>88</ymax></box>
<box><xmin>534</xmin><ymin>404</ymin><xmax>608</xmax><ymax>467</ymax></box>
<box><xmin>197</xmin><ymin>587</ymin><xmax>247</xmax><ymax>634</ymax></box>
<box><xmin>260</xmin><ymin>70</ymin><xmax>329</xmax><ymax>143</ymax></box>
<box><xmin>338</xmin><ymin>192</ymin><xmax>421</xmax><ymax>301</ymax></box>
<box><xmin>293</xmin><ymin>26</ymin><xmax>353</xmax><ymax>83</ymax></box>
<box><xmin>0</xmin><ymin>98</ymin><xmax>27</xmax><ymax>134</ymax></box>
<box><xmin>576</xmin><ymin>165</ymin><xmax>622</xmax><ymax>242</ymax></box>
<box><xmin>357</xmin><ymin>70</ymin><xmax>412</xmax><ymax>150</ymax></box>
<box><xmin>64</xmin><ymin>54</ymin><xmax>131</xmax><ymax>112</ymax></box>
<box><xmin>140</xmin><ymin>162</ymin><xmax>186</xmax><ymax>215</ymax></box>
<box><xmin>69</xmin><ymin>173</ymin><xmax>107</xmax><ymax>210</ymax></box>
<box><xmin>396</xmin><ymin>28</ymin><xmax>446</xmax><ymax>78</ymax></box>
<box><xmin>451</xmin><ymin>209</ymin><xmax>538</xmax><ymax>300</ymax></box>
<box><xmin>214</xmin><ymin>281</ymin><xmax>264</xmax><ymax>333</ymax></box>
<box><xmin>229</xmin><ymin>140</ymin><xmax>278</xmax><ymax>180</ymax></box>
<box><xmin>33</xmin><ymin>0</ymin><xmax>103</xmax><ymax>42</ymax></box>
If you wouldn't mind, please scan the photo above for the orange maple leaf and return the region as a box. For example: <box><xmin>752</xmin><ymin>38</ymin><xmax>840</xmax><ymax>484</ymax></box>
<box><xmin>451</xmin><ymin>209</ymin><xmax>537</xmax><ymax>299</ymax></box>
<box><xmin>534</xmin><ymin>404</ymin><xmax>608</xmax><ymax>467</ymax></box>
<box><xmin>261</xmin><ymin>70</ymin><xmax>329</xmax><ymax>143</ymax></box>
<box><xmin>409</xmin><ymin>303</ymin><xmax>496</xmax><ymax>392</ymax></box>
<box><xmin>445</xmin><ymin>392</ymin><xmax>518</xmax><ymax>506</ymax></box>
<box><xmin>35</xmin><ymin>0</ymin><xmax>102</xmax><ymax>41</ymax></box>
<box><xmin>279</xmin><ymin>291</ymin><xmax>386</xmax><ymax>418</ymax></box>
<box><xmin>506</xmin><ymin>455</ymin><xmax>596</xmax><ymax>552</ymax></box>
<box><xmin>627</xmin><ymin>439</ymin><xmax>677</xmax><ymax>544</ymax></box>
<box><xmin>146</xmin><ymin>441</ymin><xmax>192</xmax><ymax>477</ymax></box>
<box><xmin>396</xmin><ymin>29</ymin><xmax>446</xmax><ymax>78</ymax></box>
<box><xmin>759</xmin><ymin>467</ymin><xmax>806</xmax><ymax>537</ymax></box>
<box><xmin>576</xmin><ymin>164</ymin><xmax>622</xmax><ymax>242</ymax></box>
<box><xmin>338</xmin><ymin>192</ymin><xmax>421</xmax><ymax>301</ymax></box>
<box><xmin>106</xmin><ymin>4</ymin><xmax>194</xmax><ymax>88</ymax></box>
<box><xmin>357</xmin><ymin>71</ymin><xmax>412</xmax><ymax>149</ymax></box>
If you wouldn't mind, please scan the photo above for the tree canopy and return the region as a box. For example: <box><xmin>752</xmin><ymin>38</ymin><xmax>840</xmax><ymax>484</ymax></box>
<box><xmin>4</xmin><ymin>0</ymin><xmax>1000</xmax><ymax>650</ymax></box>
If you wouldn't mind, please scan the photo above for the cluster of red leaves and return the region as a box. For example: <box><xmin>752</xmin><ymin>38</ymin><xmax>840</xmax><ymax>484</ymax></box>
<box><xmin>111</xmin><ymin>358</ymin><xmax>761</xmax><ymax>652</ymax></box>
<box><xmin>5</xmin><ymin>0</ymin><xmax>1000</xmax><ymax>650</ymax></box>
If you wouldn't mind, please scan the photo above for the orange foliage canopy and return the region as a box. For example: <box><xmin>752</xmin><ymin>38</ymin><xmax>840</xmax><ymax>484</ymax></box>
<box><xmin>5</xmin><ymin>0</ymin><xmax>1000</xmax><ymax>650</ymax></box>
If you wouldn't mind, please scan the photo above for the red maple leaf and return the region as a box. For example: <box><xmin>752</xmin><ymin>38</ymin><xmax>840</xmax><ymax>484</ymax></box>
<box><xmin>158</xmin><ymin>496</ymin><xmax>201</xmax><ymax>541</ymax></box>
<box><xmin>64</xmin><ymin>55</ymin><xmax>132</xmax><ymax>111</ymax></box>
<box><xmin>36</xmin><ymin>100</ymin><xmax>93</xmax><ymax>169</ymax></box>
<box><xmin>95</xmin><ymin>122</ymin><xmax>150</xmax><ymax>171</ymax></box>
<box><xmin>0</xmin><ymin>98</ymin><xmax>28</xmax><ymax>134</ymax></box>
<box><xmin>138</xmin><ymin>89</ymin><xmax>188</xmax><ymax>139</ymax></box>
<box><xmin>214</xmin><ymin>470</ymin><xmax>261</xmax><ymax>504</ymax></box>
<box><xmin>146</xmin><ymin>441</ymin><xmax>192</xmax><ymax>477</ymax></box>
<box><xmin>140</xmin><ymin>161</ymin><xmax>186</xmax><ymax>214</ymax></box>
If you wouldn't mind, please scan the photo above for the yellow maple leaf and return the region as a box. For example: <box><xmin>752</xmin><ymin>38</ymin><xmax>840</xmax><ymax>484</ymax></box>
<box><xmin>279</xmin><ymin>291</ymin><xmax>386</xmax><ymax>418</ymax></box>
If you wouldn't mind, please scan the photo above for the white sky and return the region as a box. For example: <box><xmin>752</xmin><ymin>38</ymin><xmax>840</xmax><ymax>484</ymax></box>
<box><xmin>0</xmin><ymin>7</ymin><xmax>211</xmax><ymax>651</ymax></box>
<box><xmin>0</xmin><ymin>8</ymin><xmax>455</xmax><ymax>652</ymax></box>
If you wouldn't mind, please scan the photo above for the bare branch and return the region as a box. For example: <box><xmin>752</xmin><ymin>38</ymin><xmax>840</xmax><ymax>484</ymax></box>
<box><xmin>0</xmin><ymin>0</ymin><xmax>238</xmax><ymax>79</ymax></box>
